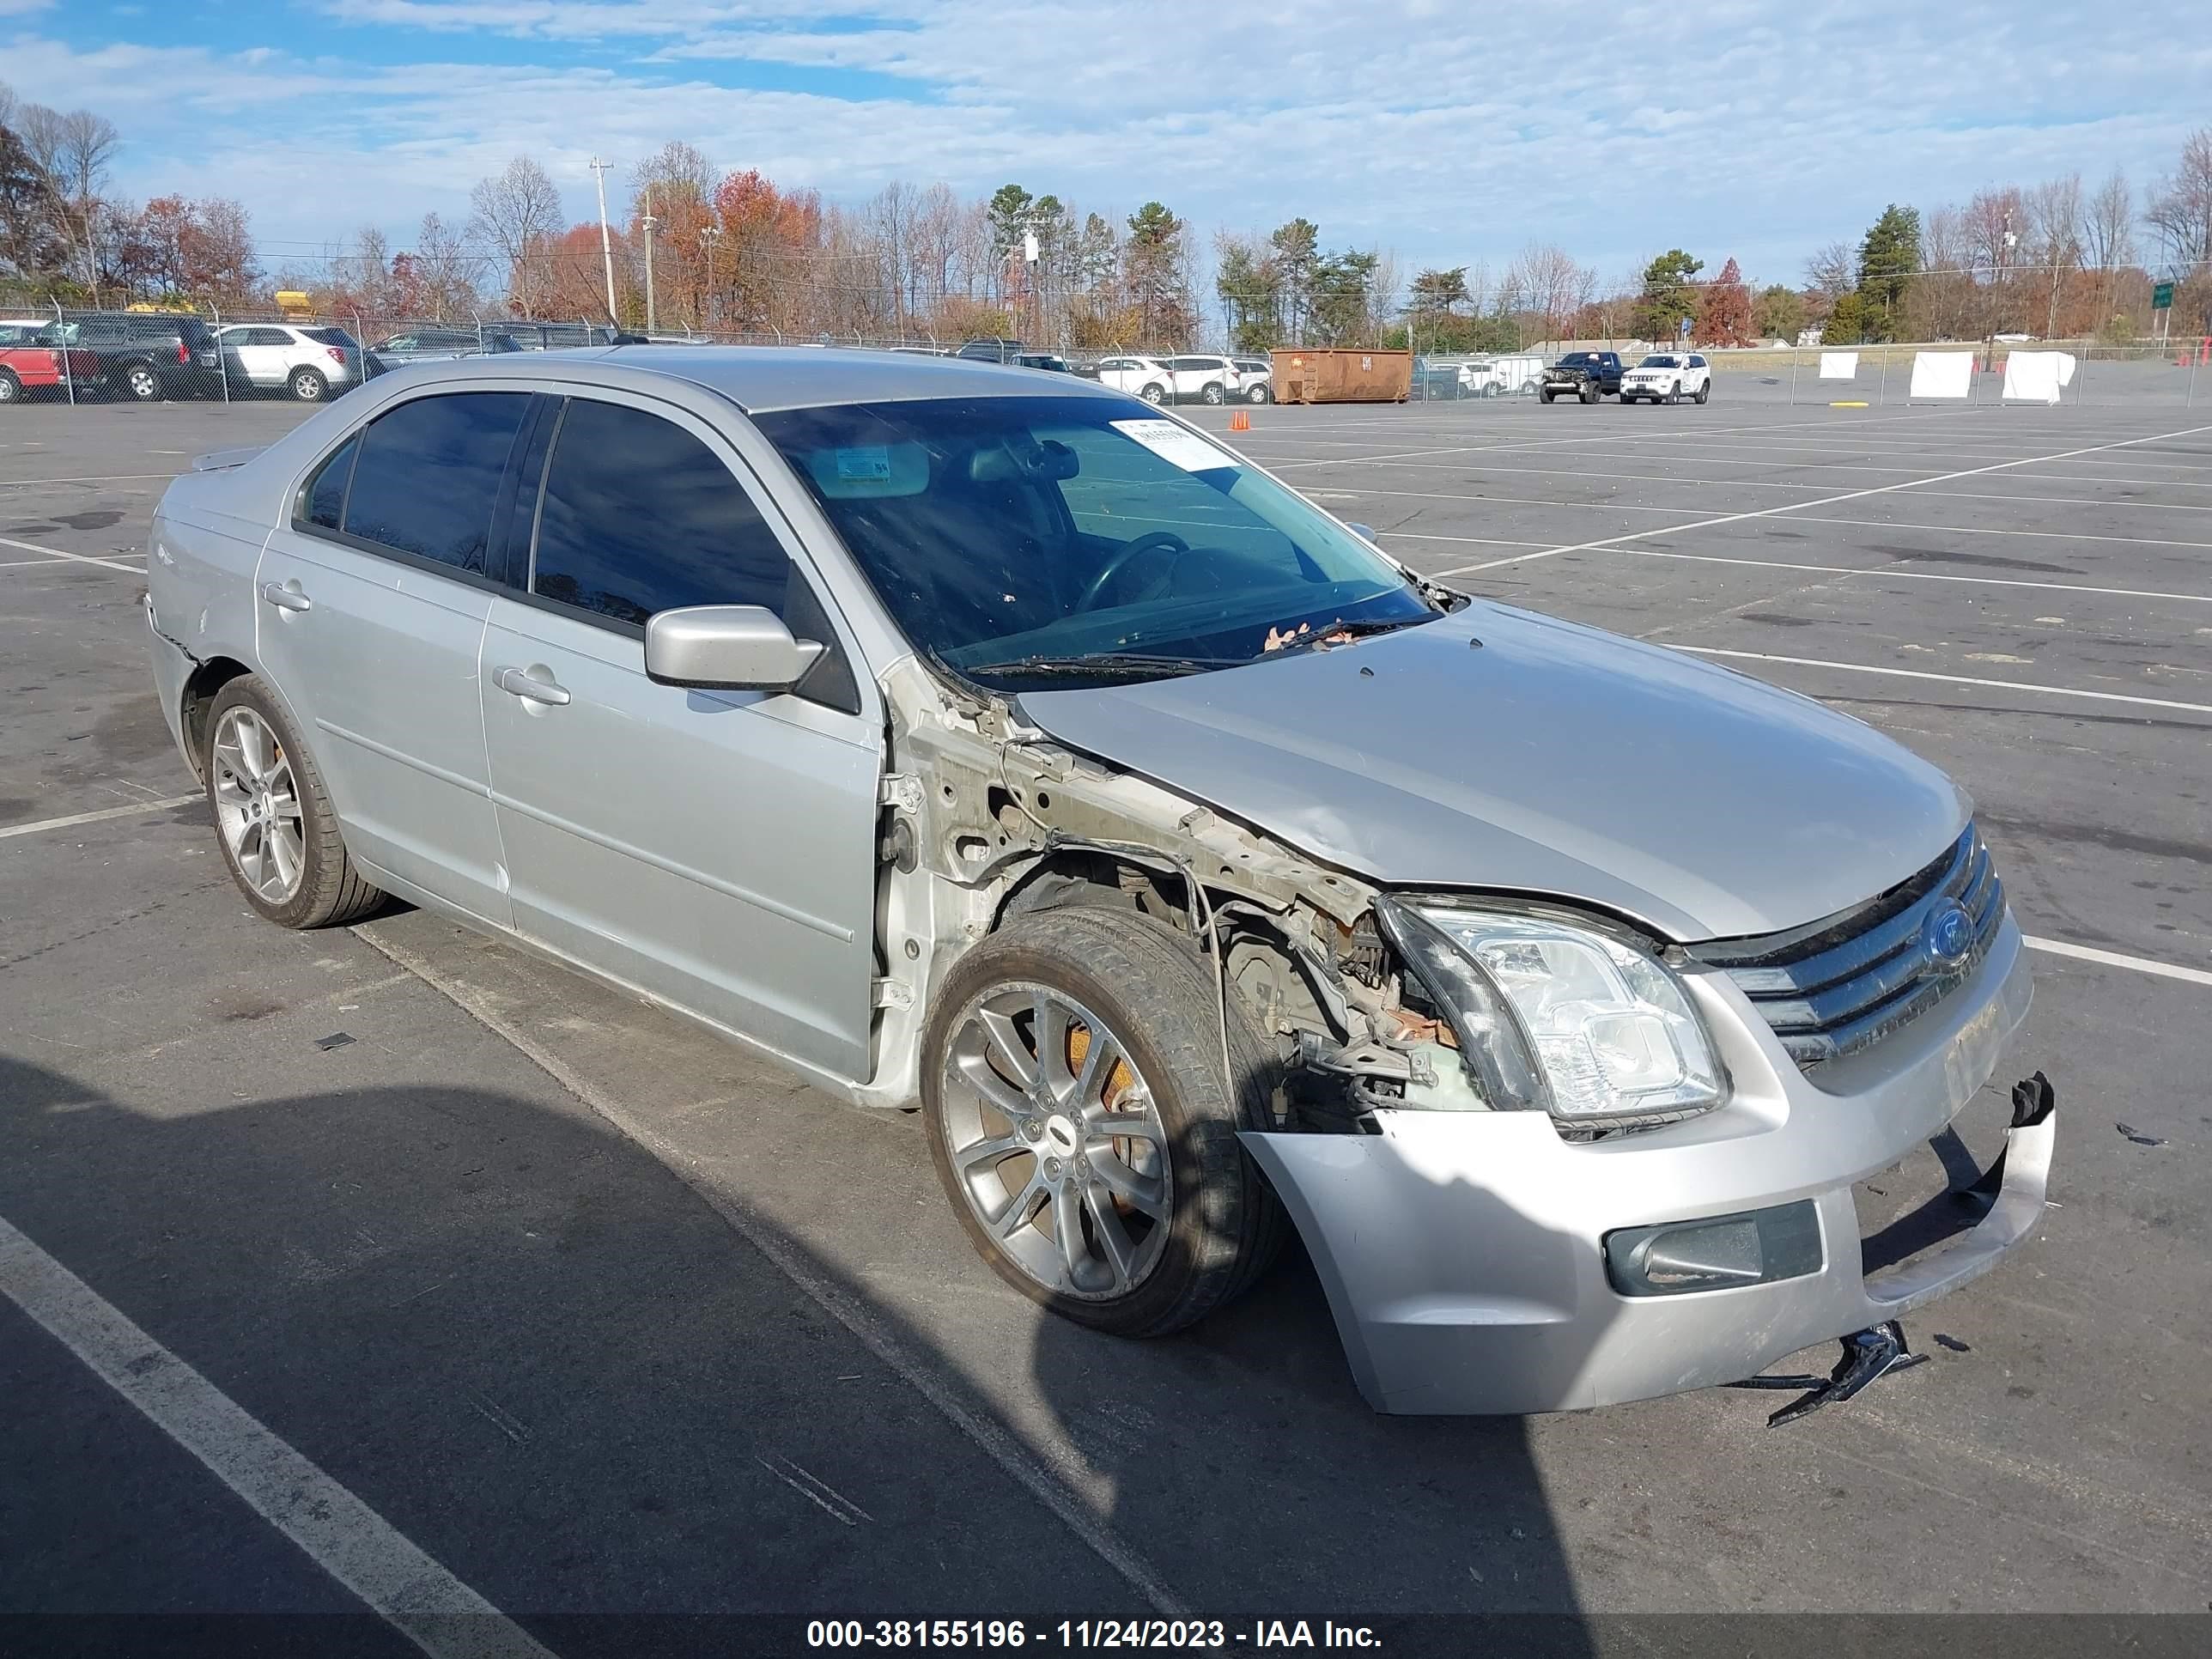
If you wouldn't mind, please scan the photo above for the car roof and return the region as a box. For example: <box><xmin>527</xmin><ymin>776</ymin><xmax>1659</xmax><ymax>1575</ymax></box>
<box><xmin>377</xmin><ymin>345</ymin><xmax>1136</xmax><ymax>412</ymax></box>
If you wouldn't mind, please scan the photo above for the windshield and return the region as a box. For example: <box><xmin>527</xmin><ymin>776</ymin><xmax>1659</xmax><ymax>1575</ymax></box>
<box><xmin>1638</xmin><ymin>355</ymin><xmax>1680</xmax><ymax>368</ymax></box>
<box><xmin>754</xmin><ymin>394</ymin><xmax>1440</xmax><ymax>690</ymax></box>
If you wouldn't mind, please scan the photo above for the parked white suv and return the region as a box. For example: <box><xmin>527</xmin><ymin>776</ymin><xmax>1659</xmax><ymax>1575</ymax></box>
<box><xmin>214</xmin><ymin>324</ymin><xmax>364</xmax><ymax>402</ymax></box>
<box><xmin>1231</xmin><ymin>356</ymin><xmax>1273</xmax><ymax>403</ymax></box>
<box><xmin>1091</xmin><ymin>354</ymin><xmax>1176</xmax><ymax>404</ymax></box>
<box><xmin>1620</xmin><ymin>353</ymin><xmax>1711</xmax><ymax>404</ymax></box>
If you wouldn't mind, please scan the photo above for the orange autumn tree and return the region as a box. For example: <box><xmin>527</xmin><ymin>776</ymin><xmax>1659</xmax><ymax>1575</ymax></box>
<box><xmin>1698</xmin><ymin>256</ymin><xmax>1753</xmax><ymax>345</ymax></box>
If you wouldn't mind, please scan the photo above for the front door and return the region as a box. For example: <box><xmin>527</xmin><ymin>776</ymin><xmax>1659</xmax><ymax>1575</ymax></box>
<box><xmin>228</xmin><ymin>326</ymin><xmax>292</xmax><ymax>387</ymax></box>
<box><xmin>479</xmin><ymin>392</ymin><xmax>881</xmax><ymax>1082</ymax></box>
<box><xmin>253</xmin><ymin>389</ymin><xmax>531</xmax><ymax>924</ymax></box>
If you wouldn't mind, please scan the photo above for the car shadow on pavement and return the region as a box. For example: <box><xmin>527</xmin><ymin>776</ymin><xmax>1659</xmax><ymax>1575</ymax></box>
<box><xmin>0</xmin><ymin>1052</ymin><xmax>1594</xmax><ymax>1651</ymax></box>
<box><xmin>1024</xmin><ymin>1164</ymin><xmax>1606</xmax><ymax>1636</ymax></box>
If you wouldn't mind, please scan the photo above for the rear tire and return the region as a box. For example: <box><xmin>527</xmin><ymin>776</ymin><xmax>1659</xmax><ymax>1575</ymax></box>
<box><xmin>0</xmin><ymin>368</ymin><xmax>19</xmax><ymax>404</ymax></box>
<box><xmin>1247</xmin><ymin>384</ymin><xmax>1271</xmax><ymax>404</ymax></box>
<box><xmin>289</xmin><ymin>367</ymin><xmax>328</xmax><ymax>402</ymax></box>
<box><xmin>921</xmin><ymin>907</ymin><xmax>1286</xmax><ymax>1338</ymax></box>
<box><xmin>122</xmin><ymin>362</ymin><xmax>161</xmax><ymax>402</ymax></box>
<box><xmin>1139</xmin><ymin>383</ymin><xmax>1167</xmax><ymax>404</ymax></box>
<box><xmin>203</xmin><ymin>674</ymin><xmax>382</xmax><ymax>930</ymax></box>
<box><xmin>1201</xmin><ymin>382</ymin><xmax>1224</xmax><ymax>405</ymax></box>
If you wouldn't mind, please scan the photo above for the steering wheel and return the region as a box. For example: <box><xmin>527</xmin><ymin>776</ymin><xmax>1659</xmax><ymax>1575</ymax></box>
<box><xmin>1075</xmin><ymin>530</ymin><xmax>1190</xmax><ymax>612</ymax></box>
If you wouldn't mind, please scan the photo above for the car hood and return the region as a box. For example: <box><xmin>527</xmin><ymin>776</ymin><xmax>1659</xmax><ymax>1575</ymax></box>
<box><xmin>1016</xmin><ymin>605</ymin><xmax>1966</xmax><ymax>942</ymax></box>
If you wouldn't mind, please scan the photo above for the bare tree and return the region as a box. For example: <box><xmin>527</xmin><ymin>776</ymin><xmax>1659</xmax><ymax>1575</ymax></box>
<box><xmin>2081</xmin><ymin>169</ymin><xmax>2135</xmax><ymax>326</ymax></box>
<box><xmin>468</xmin><ymin>156</ymin><xmax>562</xmax><ymax>319</ymax></box>
<box><xmin>1507</xmin><ymin>241</ymin><xmax>1590</xmax><ymax>349</ymax></box>
<box><xmin>0</xmin><ymin>80</ymin><xmax>17</xmax><ymax>130</ymax></box>
<box><xmin>2024</xmin><ymin>173</ymin><xmax>2083</xmax><ymax>337</ymax></box>
<box><xmin>412</xmin><ymin>212</ymin><xmax>478</xmax><ymax>321</ymax></box>
<box><xmin>1803</xmin><ymin>240</ymin><xmax>1855</xmax><ymax>300</ymax></box>
<box><xmin>2145</xmin><ymin>127</ymin><xmax>2212</xmax><ymax>273</ymax></box>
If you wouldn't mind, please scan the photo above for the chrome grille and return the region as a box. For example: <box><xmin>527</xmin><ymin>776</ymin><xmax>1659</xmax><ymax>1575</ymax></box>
<box><xmin>1691</xmin><ymin>826</ymin><xmax>2005</xmax><ymax>1073</ymax></box>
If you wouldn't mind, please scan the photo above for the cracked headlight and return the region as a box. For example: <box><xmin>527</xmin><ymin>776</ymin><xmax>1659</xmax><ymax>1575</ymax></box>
<box><xmin>1376</xmin><ymin>900</ymin><xmax>1726</xmax><ymax>1126</ymax></box>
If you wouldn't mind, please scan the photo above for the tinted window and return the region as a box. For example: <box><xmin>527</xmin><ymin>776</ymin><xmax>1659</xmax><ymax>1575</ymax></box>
<box><xmin>342</xmin><ymin>392</ymin><xmax>529</xmax><ymax>572</ymax></box>
<box><xmin>531</xmin><ymin>398</ymin><xmax>791</xmax><ymax>628</ymax></box>
<box><xmin>303</xmin><ymin>434</ymin><xmax>360</xmax><ymax>531</ymax></box>
<box><xmin>305</xmin><ymin>327</ymin><xmax>357</xmax><ymax>348</ymax></box>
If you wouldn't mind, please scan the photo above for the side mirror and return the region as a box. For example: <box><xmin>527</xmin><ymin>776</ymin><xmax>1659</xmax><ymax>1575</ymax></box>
<box><xmin>644</xmin><ymin>605</ymin><xmax>824</xmax><ymax>692</ymax></box>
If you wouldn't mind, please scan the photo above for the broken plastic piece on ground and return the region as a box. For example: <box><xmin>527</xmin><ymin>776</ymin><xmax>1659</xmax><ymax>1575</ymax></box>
<box><xmin>2114</xmin><ymin>1121</ymin><xmax>2168</xmax><ymax>1148</ymax></box>
<box><xmin>1725</xmin><ymin>1319</ymin><xmax>1928</xmax><ymax>1427</ymax></box>
<box><xmin>314</xmin><ymin>1031</ymin><xmax>356</xmax><ymax>1051</ymax></box>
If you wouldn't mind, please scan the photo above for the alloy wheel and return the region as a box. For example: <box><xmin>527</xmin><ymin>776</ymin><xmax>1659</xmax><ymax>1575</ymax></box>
<box><xmin>939</xmin><ymin>982</ymin><xmax>1173</xmax><ymax>1301</ymax></box>
<box><xmin>210</xmin><ymin>707</ymin><xmax>307</xmax><ymax>902</ymax></box>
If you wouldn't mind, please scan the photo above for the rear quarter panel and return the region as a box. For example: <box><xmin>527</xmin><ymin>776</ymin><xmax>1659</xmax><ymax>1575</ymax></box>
<box><xmin>146</xmin><ymin>466</ymin><xmax>281</xmax><ymax>730</ymax></box>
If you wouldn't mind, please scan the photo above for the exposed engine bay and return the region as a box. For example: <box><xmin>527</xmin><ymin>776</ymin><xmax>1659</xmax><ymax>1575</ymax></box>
<box><xmin>866</xmin><ymin>653</ymin><xmax>1486</xmax><ymax>1132</ymax></box>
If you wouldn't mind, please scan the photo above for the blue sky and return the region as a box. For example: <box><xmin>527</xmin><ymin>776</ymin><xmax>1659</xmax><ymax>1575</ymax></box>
<box><xmin>10</xmin><ymin>0</ymin><xmax>2209</xmax><ymax>293</ymax></box>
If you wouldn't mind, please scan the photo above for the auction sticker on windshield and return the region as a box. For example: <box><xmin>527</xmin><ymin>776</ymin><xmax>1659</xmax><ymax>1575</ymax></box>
<box><xmin>1111</xmin><ymin>419</ymin><xmax>1237</xmax><ymax>473</ymax></box>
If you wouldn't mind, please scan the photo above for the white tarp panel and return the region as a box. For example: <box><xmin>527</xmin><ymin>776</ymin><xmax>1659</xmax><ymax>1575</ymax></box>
<box><xmin>2002</xmin><ymin>350</ymin><xmax>2079</xmax><ymax>404</ymax></box>
<box><xmin>1909</xmin><ymin>351</ymin><xmax>1975</xmax><ymax>399</ymax></box>
<box><xmin>1818</xmin><ymin>350</ymin><xmax>1859</xmax><ymax>380</ymax></box>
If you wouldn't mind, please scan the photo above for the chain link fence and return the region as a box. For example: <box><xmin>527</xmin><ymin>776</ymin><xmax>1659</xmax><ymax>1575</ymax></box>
<box><xmin>1707</xmin><ymin>341</ymin><xmax>2207</xmax><ymax>409</ymax></box>
<box><xmin>6</xmin><ymin>289</ymin><xmax>2203</xmax><ymax>414</ymax></box>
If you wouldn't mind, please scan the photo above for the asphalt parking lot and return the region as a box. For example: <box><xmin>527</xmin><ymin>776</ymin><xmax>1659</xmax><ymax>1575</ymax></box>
<box><xmin>3</xmin><ymin>383</ymin><xmax>2209</xmax><ymax>1650</ymax></box>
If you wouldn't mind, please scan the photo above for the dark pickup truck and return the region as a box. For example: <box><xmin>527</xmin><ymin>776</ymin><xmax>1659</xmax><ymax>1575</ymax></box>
<box><xmin>1539</xmin><ymin>350</ymin><xmax>1625</xmax><ymax>403</ymax></box>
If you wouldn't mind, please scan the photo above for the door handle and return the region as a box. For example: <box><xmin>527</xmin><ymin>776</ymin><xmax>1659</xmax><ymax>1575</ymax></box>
<box><xmin>259</xmin><ymin>580</ymin><xmax>312</xmax><ymax>613</ymax></box>
<box><xmin>495</xmin><ymin>665</ymin><xmax>571</xmax><ymax>707</ymax></box>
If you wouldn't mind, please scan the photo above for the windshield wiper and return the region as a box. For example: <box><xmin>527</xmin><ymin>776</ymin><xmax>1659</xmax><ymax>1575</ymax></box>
<box><xmin>1267</xmin><ymin>615</ymin><xmax>1429</xmax><ymax>656</ymax></box>
<box><xmin>959</xmin><ymin>651</ymin><xmax>1243</xmax><ymax>681</ymax></box>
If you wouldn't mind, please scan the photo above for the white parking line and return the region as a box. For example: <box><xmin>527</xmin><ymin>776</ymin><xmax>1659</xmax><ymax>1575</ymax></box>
<box><xmin>1343</xmin><ymin>484</ymin><xmax>2212</xmax><ymax>555</ymax></box>
<box><xmin>1676</xmin><ymin>646</ymin><xmax>2212</xmax><ymax>716</ymax></box>
<box><xmin>0</xmin><ymin>795</ymin><xmax>200</xmax><ymax>841</ymax></box>
<box><xmin>1428</xmin><ymin>420</ymin><xmax>2212</xmax><ymax>579</ymax></box>
<box><xmin>1532</xmin><ymin>544</ymin><xmax>2212</xmax><ymax>605</ymax></box>
<box><xmin>0</xmin><ymin>471</ymin><xmax>177</xmax><ymax>487</ymax></box>
<box><xmin>0</xmin><ymin>533</ymin><xmax>144</xmax><ymax>574</ymax></box>
<box><xmin>0</xmin><ymin>1212</ymin><xmax>557</xmax><ymax>1659</ymax></box>
<box><xmin>1259</xmin><ymin>404</ymin><xmax>2039</xmax><ymax>473</ymax></box>
<box><xmin>1274</xmin><ymin>455</ymin><xmax>2212</xmax><ymax>511</ymax></box>
<box><xmin>2023</xmin><ymin>937</ymin><xmax>2212</xmax><ymax>989</ymax></box>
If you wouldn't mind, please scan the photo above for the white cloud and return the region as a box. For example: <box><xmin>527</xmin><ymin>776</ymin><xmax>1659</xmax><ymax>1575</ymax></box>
<box><xmin>19</xmin><ymin>1</ymin><xmax>2212</xmax><ymax>284</ymax></box>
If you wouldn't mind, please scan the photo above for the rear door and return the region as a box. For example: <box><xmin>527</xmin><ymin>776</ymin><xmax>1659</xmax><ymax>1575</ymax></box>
<box><xmin>479</xmin><ymin>392</ymin><xmax>882</xmax><ymax>1080</ymax></box>
<box><xmin>254</xmin><ymin>389</ymin><xmax>531</xmax><ymax>924</ymax></box>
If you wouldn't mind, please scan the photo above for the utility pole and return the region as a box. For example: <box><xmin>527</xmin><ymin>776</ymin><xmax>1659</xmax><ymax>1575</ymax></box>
<box><xmin>588</xmin><ymin>156</ymin><xmax>618</xmax><ymax>326</ymax></box>
<box><xmin>700</xmin><ymin>224</ymin><xmax>722</xmax><ymax>330</ymax></box>
<box><xmin>641</xmin><ymin>184</ymin><xmax>659</xmax><ymax>333</ymax></box>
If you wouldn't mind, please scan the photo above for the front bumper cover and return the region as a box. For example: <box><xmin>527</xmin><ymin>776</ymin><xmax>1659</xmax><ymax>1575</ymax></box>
<box><xmin>1242</xmin><ymin>915</ymin><xmax>2048</xmax><ymax>1414</ymax></box>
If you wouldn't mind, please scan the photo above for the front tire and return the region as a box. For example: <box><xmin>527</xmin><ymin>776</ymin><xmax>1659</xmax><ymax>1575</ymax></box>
<box><xmin>1200</xmin><ymin>381</ymin><xmax>1224</xmax><ymax>405</ymax></box>
<box><xmin>203</xmin><ymin>675</ymin><xmax>382</xmax><ymax>929</ymax></box>
<box><xmin>1579</xmin><ymin>384</ymin><xmax>1599</xmax><ymax>404</ymax></box>
<box><xmin>922</xmin><ymin>907</ymin><xmax>1285</xmax><ymax>1337</ymax></box>
<box><xmin>289</xmin><ymin>367</ymin><xmax>329</xmax><ymax>402</ymax></box>
<box><xmin>0</xmin><ymin>369</ymin><xmax>19</xmax><ymax>404</ymax></box>
<box><xmin>1694</xmin><ymin>380</ymin><xmax>1711</xmax><ymax>404</ymax></box>
<box><xmin>1539</xmin><ymin>389</ymin><xmax>1556</xmax><ymax>404</ymax></box>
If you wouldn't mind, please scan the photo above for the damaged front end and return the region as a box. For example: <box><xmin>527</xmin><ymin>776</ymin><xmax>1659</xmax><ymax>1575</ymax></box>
<box><xmin>868</xmin><ymin>656</ymin><xmax>2055</xmax><ymax>1418</ymax></box>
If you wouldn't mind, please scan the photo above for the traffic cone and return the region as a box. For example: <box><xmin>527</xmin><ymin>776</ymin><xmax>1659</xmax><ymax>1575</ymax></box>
<box><xmin>1229</xmin><ymin>409</ymin><xmax>1250</xmax><ymax>432</ymax></box>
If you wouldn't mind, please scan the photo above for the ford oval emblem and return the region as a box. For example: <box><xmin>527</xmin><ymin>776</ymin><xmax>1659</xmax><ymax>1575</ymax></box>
<box><xmin>1921</xmin><ymin>900</ymin><xmax>1975</xmax><ymax>973</ymax></box>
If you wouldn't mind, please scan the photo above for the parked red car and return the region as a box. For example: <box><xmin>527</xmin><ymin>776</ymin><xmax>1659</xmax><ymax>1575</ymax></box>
<box><xmin>0</xmin><ymin>320</ymin><xmax>101</xmax><ymax>402</ymax></box>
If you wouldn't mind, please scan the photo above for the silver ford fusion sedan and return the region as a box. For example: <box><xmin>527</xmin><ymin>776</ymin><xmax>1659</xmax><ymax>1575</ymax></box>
<box><xmin>143</xmin><ymin>349</ymin><xmax>2055</xmax><ymax>1416</ymax></box>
